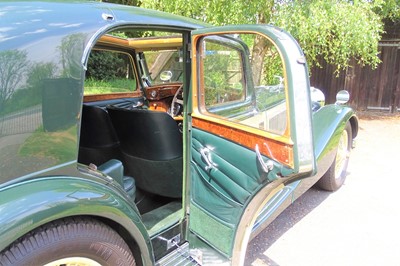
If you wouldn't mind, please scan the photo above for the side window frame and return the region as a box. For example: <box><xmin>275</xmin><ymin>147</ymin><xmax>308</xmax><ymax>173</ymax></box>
<box><xmin>85</xmin><ymin>48</ymin><xmax>139</xmax><ymax>95</ymax></box>
<box><xmin>195</xmin><ymin>33</ymin><xmax>290</xmax><ymax>138</ymax></box>
<box><xmin>197</xmin><ymin>36</ymin><xmax>255</xmax><ymax>120</ymax></box>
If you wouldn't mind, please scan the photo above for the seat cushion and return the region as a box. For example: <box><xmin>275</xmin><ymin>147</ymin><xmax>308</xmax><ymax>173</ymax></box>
<box><xmin>123</xmin><ymin>176</ymin><xmax>136</xmax><ymax>200</ymax></box>
<box><xmin>97</xmin><ymin>159</ymin><xmax>136</xmax><ymax>201</ymax></box>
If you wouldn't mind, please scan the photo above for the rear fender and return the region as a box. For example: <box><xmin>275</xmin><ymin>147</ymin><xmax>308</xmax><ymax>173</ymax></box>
<box><xmin>289</xmin><ymin>106</ymin><xmax>358</xmax><ymax>201</ymax></box>
<box><xmin>313</xmin><ymin>105</ymin><xmax>358</xmax><ymax>166</ymax></box>
<box><xmin>0</xmin><ymin>176</ymin><xmax>154</xmax><ymax>265</ymax></box>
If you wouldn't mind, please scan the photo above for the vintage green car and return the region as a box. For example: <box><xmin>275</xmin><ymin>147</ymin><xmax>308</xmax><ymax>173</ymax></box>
<box><xmin>0</xmin><ymin>1</ymin><xmax>358</xmax><ymax>265</ymax></box>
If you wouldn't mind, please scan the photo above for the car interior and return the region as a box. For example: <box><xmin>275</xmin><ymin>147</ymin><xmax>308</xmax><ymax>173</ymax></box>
<box><xmin>78</xmin><ymin>29</ymin><xmax>186</xmax><ymax>235</ymax></box>
<box><xmin>77</xmin><ymin>28</ymin><xmax>288</xmax><ymax>238</ymax></box>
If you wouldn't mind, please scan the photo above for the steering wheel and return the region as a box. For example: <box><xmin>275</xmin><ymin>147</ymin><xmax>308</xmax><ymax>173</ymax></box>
<box><xmin>169</xmin><ymin>85</ymin><xmax>183</xmax><ymax>117</ymax></box>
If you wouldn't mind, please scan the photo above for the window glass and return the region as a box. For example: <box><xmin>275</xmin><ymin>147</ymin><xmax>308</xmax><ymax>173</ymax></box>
<box><xmin>142</xmin><ymin>49</ymin><xmax>183</xmax><ymax>85</ymax></box>
<box><xmin>203</xmin><ymin>41</ymin><xmax>245</xmax><ymax>107</ymax></box>
<box><xmin>84</xmin><ymin>50</ymin><xmax>136</xmax><ymax>95</ymax></box>
<box><xmin>253</xmin><ymin>38</ymin><xmax>286</xmax><ymax>135</ymax></box>
<box><xmin>199</xmin><ymin>33</ymin><xmax>287</xmax><ymax>135</ymax></box>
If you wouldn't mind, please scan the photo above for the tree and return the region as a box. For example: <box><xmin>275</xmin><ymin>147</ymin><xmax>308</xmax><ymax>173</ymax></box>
<box><xmin>273</xmin><ymin>1</ymin><xmax>383</xmax><ymax>72</ymax></box>
<box><xmin>86</xmin><ymin>50</ymin><xmax>127</xmax><ymax>81</ymax></box>
<box><xmin>142</xmin><ymin>0</ymin><xmax>385</xmax><ymax>74</ymax></box>
<box><xmin>2</xmin><ymin>62</ymin><xmax>57</xmax><ymax>114</ymax></box>
<box><xmin>372</xmin><ymin>0</ymin><xmax>400</xmax><ymax>21</ymax></box>
<box><xmin>58</xmin><ymin>33</ymin><xmax>86</xmax><ymax>79</ymax></box>
<box><xmin>105</xmin><ymin>0</ymin><xmax>398</xmax><ymax>74</ymax></box>
<box><xmin>27</xmin><ymin>62</ymin><xmax>56</xmax><ymax>86</ymax></box>
<box><xmin>0</xmin><ymin>50</ymin><xmax>29</xmax><ymax>112</ymax></box>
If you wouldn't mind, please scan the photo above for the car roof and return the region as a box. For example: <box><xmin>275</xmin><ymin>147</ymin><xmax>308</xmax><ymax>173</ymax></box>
<box><xmin>0</xmin><ymin>1</ymin><xmax>207</xmax><ymax>51</ymax></box>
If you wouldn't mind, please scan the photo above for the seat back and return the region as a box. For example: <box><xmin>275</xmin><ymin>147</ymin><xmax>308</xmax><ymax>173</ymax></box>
<box><xmin>78</xmin><ymin>104</ymin><xmax>121</xmax><ymax>165</ymax></box>
<box><xmin>107</xmin><ymin>106</ymin><xmax>183</xmax><ymax>198</ymax></box>
<box><xmin>107</xmin><ymin>106</ymin><xmax>182</xmax><ymax>160</ymax></box>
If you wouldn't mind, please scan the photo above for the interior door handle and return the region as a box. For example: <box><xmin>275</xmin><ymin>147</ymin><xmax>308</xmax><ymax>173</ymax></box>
<box><xmin>200</xmin><ymin>147</ymin><xmax>217</xmax><ymax>171</ymax></box>
<box><xmin>255</xmin><ymin>144</ymin><xmax>274</xmax><ymax>173</ymax></box>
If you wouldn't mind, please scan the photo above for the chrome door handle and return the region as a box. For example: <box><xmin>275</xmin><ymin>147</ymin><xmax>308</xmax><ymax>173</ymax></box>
<box><xmin>255</xmin><ymin>144</ymin><xmax>274</xmax><ymax>173</ymax></box>
<box><xmin>200</xmin><ymin>147</ymin><xmax>217</xmax><ymax>171</ymax></box>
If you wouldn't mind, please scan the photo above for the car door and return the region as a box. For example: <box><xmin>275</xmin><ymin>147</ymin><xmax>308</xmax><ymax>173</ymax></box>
<box><xmin>187</xmin><ymin>25</ymin><xmax>316</xmax><ymax>263</ymax></box>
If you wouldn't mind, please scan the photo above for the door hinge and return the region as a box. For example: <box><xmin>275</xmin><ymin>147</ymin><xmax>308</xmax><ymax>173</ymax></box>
<box><xmin>188</xmin><ymin>120</ymin><xmax>192</xmax><ymax>131</ymax></box>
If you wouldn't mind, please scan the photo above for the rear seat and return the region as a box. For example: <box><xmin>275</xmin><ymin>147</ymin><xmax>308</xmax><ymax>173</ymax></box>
<box><xmin>98</xmin><ymin>159</ymin><xmax>136</xmax><ymax>201</ymax></box>
<box><xmin>78</xmin><ymin>104</ymin><xmax>136</xmax><ymax>200</ymax></box>
<box><xmin>78</xmin><ymin>104</ymin><xmax>121</xmax><ymax>166</ymax></box>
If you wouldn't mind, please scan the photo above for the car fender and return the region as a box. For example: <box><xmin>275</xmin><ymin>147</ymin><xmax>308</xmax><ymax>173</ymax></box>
<box><xmin>0</xmin><ymin>176</ymin><xmax>154</xmax><ymax>265</ymax></box>
<box><xmin>312</xmin><ymin>105</ymin><xmax>358</xmax><ymax>173</ymax></box>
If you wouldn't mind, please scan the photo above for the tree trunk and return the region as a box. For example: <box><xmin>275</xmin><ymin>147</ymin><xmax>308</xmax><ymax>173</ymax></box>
<box><xmin>251</xmin><ymin>36</ymin><xmax>269</xmax><ymax>86</ymax></box>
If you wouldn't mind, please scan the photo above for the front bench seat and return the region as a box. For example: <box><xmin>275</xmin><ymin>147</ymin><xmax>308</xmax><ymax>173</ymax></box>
<box><xmin>107</xmin><ymin>106</ymin><xmax>183</xmax><ymax>198</ymax></box>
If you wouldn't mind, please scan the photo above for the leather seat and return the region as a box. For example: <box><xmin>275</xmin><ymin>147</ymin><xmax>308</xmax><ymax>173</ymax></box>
<box><xmin>107</xmin><ymin>106</ymin><xmax>183</xmax><ymax>198</ymax></box>
<box><xmin>98</xmin><ymin>159</ymin><xmax>136</xmax><ymax>200</ymax></box>
<box><xmin>78</xmin><ymin>104</ymin><xmax>121</xmax><ymax>166</ymax></box>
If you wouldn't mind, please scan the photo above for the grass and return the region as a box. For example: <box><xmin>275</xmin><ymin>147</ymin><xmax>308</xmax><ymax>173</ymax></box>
<box><xmin>19</xmin><ymin>126</ymin><xmax>78</xmax><ymax>163</ymax></box>
<box><xmin>84</xmin><ymin>78</ymin><xmax>136</xmax><ymax>95</ymax></box>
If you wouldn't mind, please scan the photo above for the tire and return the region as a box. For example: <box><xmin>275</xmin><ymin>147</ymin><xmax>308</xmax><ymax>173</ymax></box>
<box><xmin>0</xmin><ymin>218</ymin><xmax>136</xmax><ymax>266</ymax></box>
<box><xmin>317</xmin><ymin>122</ymin><xmax>352</xmax><ymax>191</ymax></box>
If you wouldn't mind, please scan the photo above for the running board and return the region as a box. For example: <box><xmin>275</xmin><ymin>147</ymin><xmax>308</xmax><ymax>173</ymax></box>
<box><xmin>156</xmin><ymin>242</ymin><xmax>200</xmax><ymax>266</ymax></box>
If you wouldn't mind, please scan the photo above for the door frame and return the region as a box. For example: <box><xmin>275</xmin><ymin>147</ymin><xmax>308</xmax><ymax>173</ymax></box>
<box><xmin>187</xmin><ymin>25</ymin><xmax>316</xmax><ymax>262</ymax></box>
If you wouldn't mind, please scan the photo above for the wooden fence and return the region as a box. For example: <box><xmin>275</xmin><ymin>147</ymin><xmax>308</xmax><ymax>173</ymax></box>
<box><xmin>310</xmin><ymin>41</ymin><xmax>400</xmax><ymax>113</ymax></box>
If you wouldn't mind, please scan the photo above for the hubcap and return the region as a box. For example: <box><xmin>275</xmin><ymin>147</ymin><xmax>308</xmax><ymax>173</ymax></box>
<box><xmin>334</xmin><ymin>129</ymin><xmax>349</xmax><ymax>178</ymax></box>
<box><xmin>44</xmin><ymin>257</ymin><xmax>102</xmax><ymax>266</ymax></box>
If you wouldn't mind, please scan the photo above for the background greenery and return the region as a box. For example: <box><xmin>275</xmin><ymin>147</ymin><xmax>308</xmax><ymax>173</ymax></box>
<box><xmin>85</xmin><ymin>50</ymin><xmax>136</xmax><ymax>94</ymax></box>
<box><xmin>104</xmin><ymin>0</ymin><xmax>399</xmax><ymax>74</ymax></box>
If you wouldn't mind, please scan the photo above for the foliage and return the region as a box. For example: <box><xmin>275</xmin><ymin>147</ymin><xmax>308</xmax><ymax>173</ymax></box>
<box><xmin>27</xmin><ymin>62</ymin><xmax>57</xmax><ymax>87</ymax></box>
<box><xmin>371</xmin><ymin>0</ymin><xmax>400</xmax><ymax>21</ymax></box>
<box><xmin>140</xmin><ymin>0</ymin><xmax>385</xmax><ymax>73</ymax></box>
<box><xmin>85</xmin><ymin>49</ymin><xmax>136</xmax><ymax>94</ymax></box>
<box><xmin>0</xmin><ymin>50</ymin><xmax>29</xmax><ymax>112</ymax></box>
<box><xmin>203</xmin><ymin>40</ymin><xmax>244</xmax><ymax>106</ymax></box>
<box><xmin>274</xmin><ymin>0</ymin><xmax>383</xmax><ymax>72</ymax></box>
<box><xmin>58</xmin><ymin>33</ymin><xmax>86</xmax><ymax>79</ymax></box>
<box><xmin>141</xmin><ymin>0</ymin><xmax>275</xmax><ymax>24</ymax></box>
<box><xmin>84</xmin><ymin>78</ymin><xmax>134</xmax><ymax>94</ymax></box>
<box><xmin>86</xmin><ymin>50</ymin><xmax>126</xmax><ymax>81</ymax></box>
<box><xmin>104</xmin><ymin>0</ymin><xmax>399</xmax><ymax>73</ymax></box>
<box><xmin>2</xmin><ymin>62</ymin><xmax>57</xmax><ymax>115</ymax></box>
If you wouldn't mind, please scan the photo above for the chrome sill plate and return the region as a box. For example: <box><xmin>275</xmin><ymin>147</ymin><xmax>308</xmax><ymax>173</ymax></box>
<box><xmin>156</xmin><ymin>242</ymin><xmax>200</xmax><ymax>266</ymax></box>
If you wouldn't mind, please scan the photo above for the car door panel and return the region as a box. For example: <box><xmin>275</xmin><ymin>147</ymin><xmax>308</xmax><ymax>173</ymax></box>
<box><xmin>191</xmin><ymin>163</ymin><xmax>243</xmax><ymax>224</ymax></box>
<box><xmin>188</xmin><ymin>26</ymin><xmax>315</xmax><ymax>259</ymax></box>
<box><xmin>191</xmin><ymin>128</ymin><xmax>261</xmax><ymax>206</ymax></box>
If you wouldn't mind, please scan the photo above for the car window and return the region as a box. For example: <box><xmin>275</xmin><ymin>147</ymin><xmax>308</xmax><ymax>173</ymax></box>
<box><xmin>84</xmin><ymin>49</ymin><xmax>137</xmax><ymax>95</ymax></box>
<box><xmin>142</xmin><ymin>49</ymin><xmax>183</xmax><ymax>85</ymax></box>
<box><xmin>198</xmin><ymin>33</ymin><xmax>287</xmax><ymax>135</ymax></box>
<box><xmin>203</xmin><ymin>41</ymin><xmax>245</xmax><ymax>107</ymax></box>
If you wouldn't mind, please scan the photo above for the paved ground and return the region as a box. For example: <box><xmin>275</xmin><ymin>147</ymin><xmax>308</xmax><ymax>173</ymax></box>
<box><xmin>245</xmin><ymin>114</ymin><xmax>400</xmax><ymax>266</ymax></box>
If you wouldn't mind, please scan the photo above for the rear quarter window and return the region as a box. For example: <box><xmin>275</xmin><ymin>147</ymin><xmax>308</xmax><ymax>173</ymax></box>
<box><xmin>85</xmin><ymin>49</ymin><xmax>137</xmax><ymax>95</ymax></box>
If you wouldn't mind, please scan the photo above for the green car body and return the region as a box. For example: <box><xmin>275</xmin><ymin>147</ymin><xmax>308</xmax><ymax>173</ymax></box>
<box><xmin>0</xmin><ymin>1</ymin><xmax>358</xmax><ymax>265</ymax></box>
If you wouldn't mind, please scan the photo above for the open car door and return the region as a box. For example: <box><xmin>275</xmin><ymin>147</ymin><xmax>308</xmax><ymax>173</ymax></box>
<box><xmin>187</xmin><ymin>25</ymin><xmax>316</xmax><ymax>264</ymax></box>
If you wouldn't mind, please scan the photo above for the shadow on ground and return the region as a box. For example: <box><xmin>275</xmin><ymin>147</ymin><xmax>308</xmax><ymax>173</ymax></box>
<box><xmin>245</xmin><ymin>186</ymin><xmax>332</xmax><ymax>266</ymax></box>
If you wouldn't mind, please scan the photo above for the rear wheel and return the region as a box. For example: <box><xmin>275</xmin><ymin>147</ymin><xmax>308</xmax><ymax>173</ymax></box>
<box><xmin>317</xmin><ymin>122</ymin><xmax>352</xmax><ymax>191</ymax></box>
<box><xmin>0</xmin><ymin>218</ymin><xmax>136</xmax><ymax>266</ymax></box>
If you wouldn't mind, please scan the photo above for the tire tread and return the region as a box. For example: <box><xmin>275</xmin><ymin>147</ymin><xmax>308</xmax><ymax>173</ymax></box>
<box><xmin>317</xmin><ymin>122</ymin><xmax>352</xmax><ymax>191</ymax></box>
<box><xmin>0</xmin><ymin>217</ymin><xmax>135</xmax><ymax>266</ymax></box>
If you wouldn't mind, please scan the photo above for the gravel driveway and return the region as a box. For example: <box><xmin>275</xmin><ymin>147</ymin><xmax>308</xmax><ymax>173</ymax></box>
<box><xmin>245</xmin><ymin>114</ymin><xmax>400</xmax><ymax>266</ymax></box>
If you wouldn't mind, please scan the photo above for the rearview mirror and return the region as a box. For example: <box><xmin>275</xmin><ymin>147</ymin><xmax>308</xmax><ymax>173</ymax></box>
<box><xmin>336</xmin><ymin>90</ymin><xmax>350</xmax><ymax>105</ymax></box>
<box><xmin>160</xmin><ymin>70</ymin><xmax>173</xmax><ymax>82</ymax></box>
